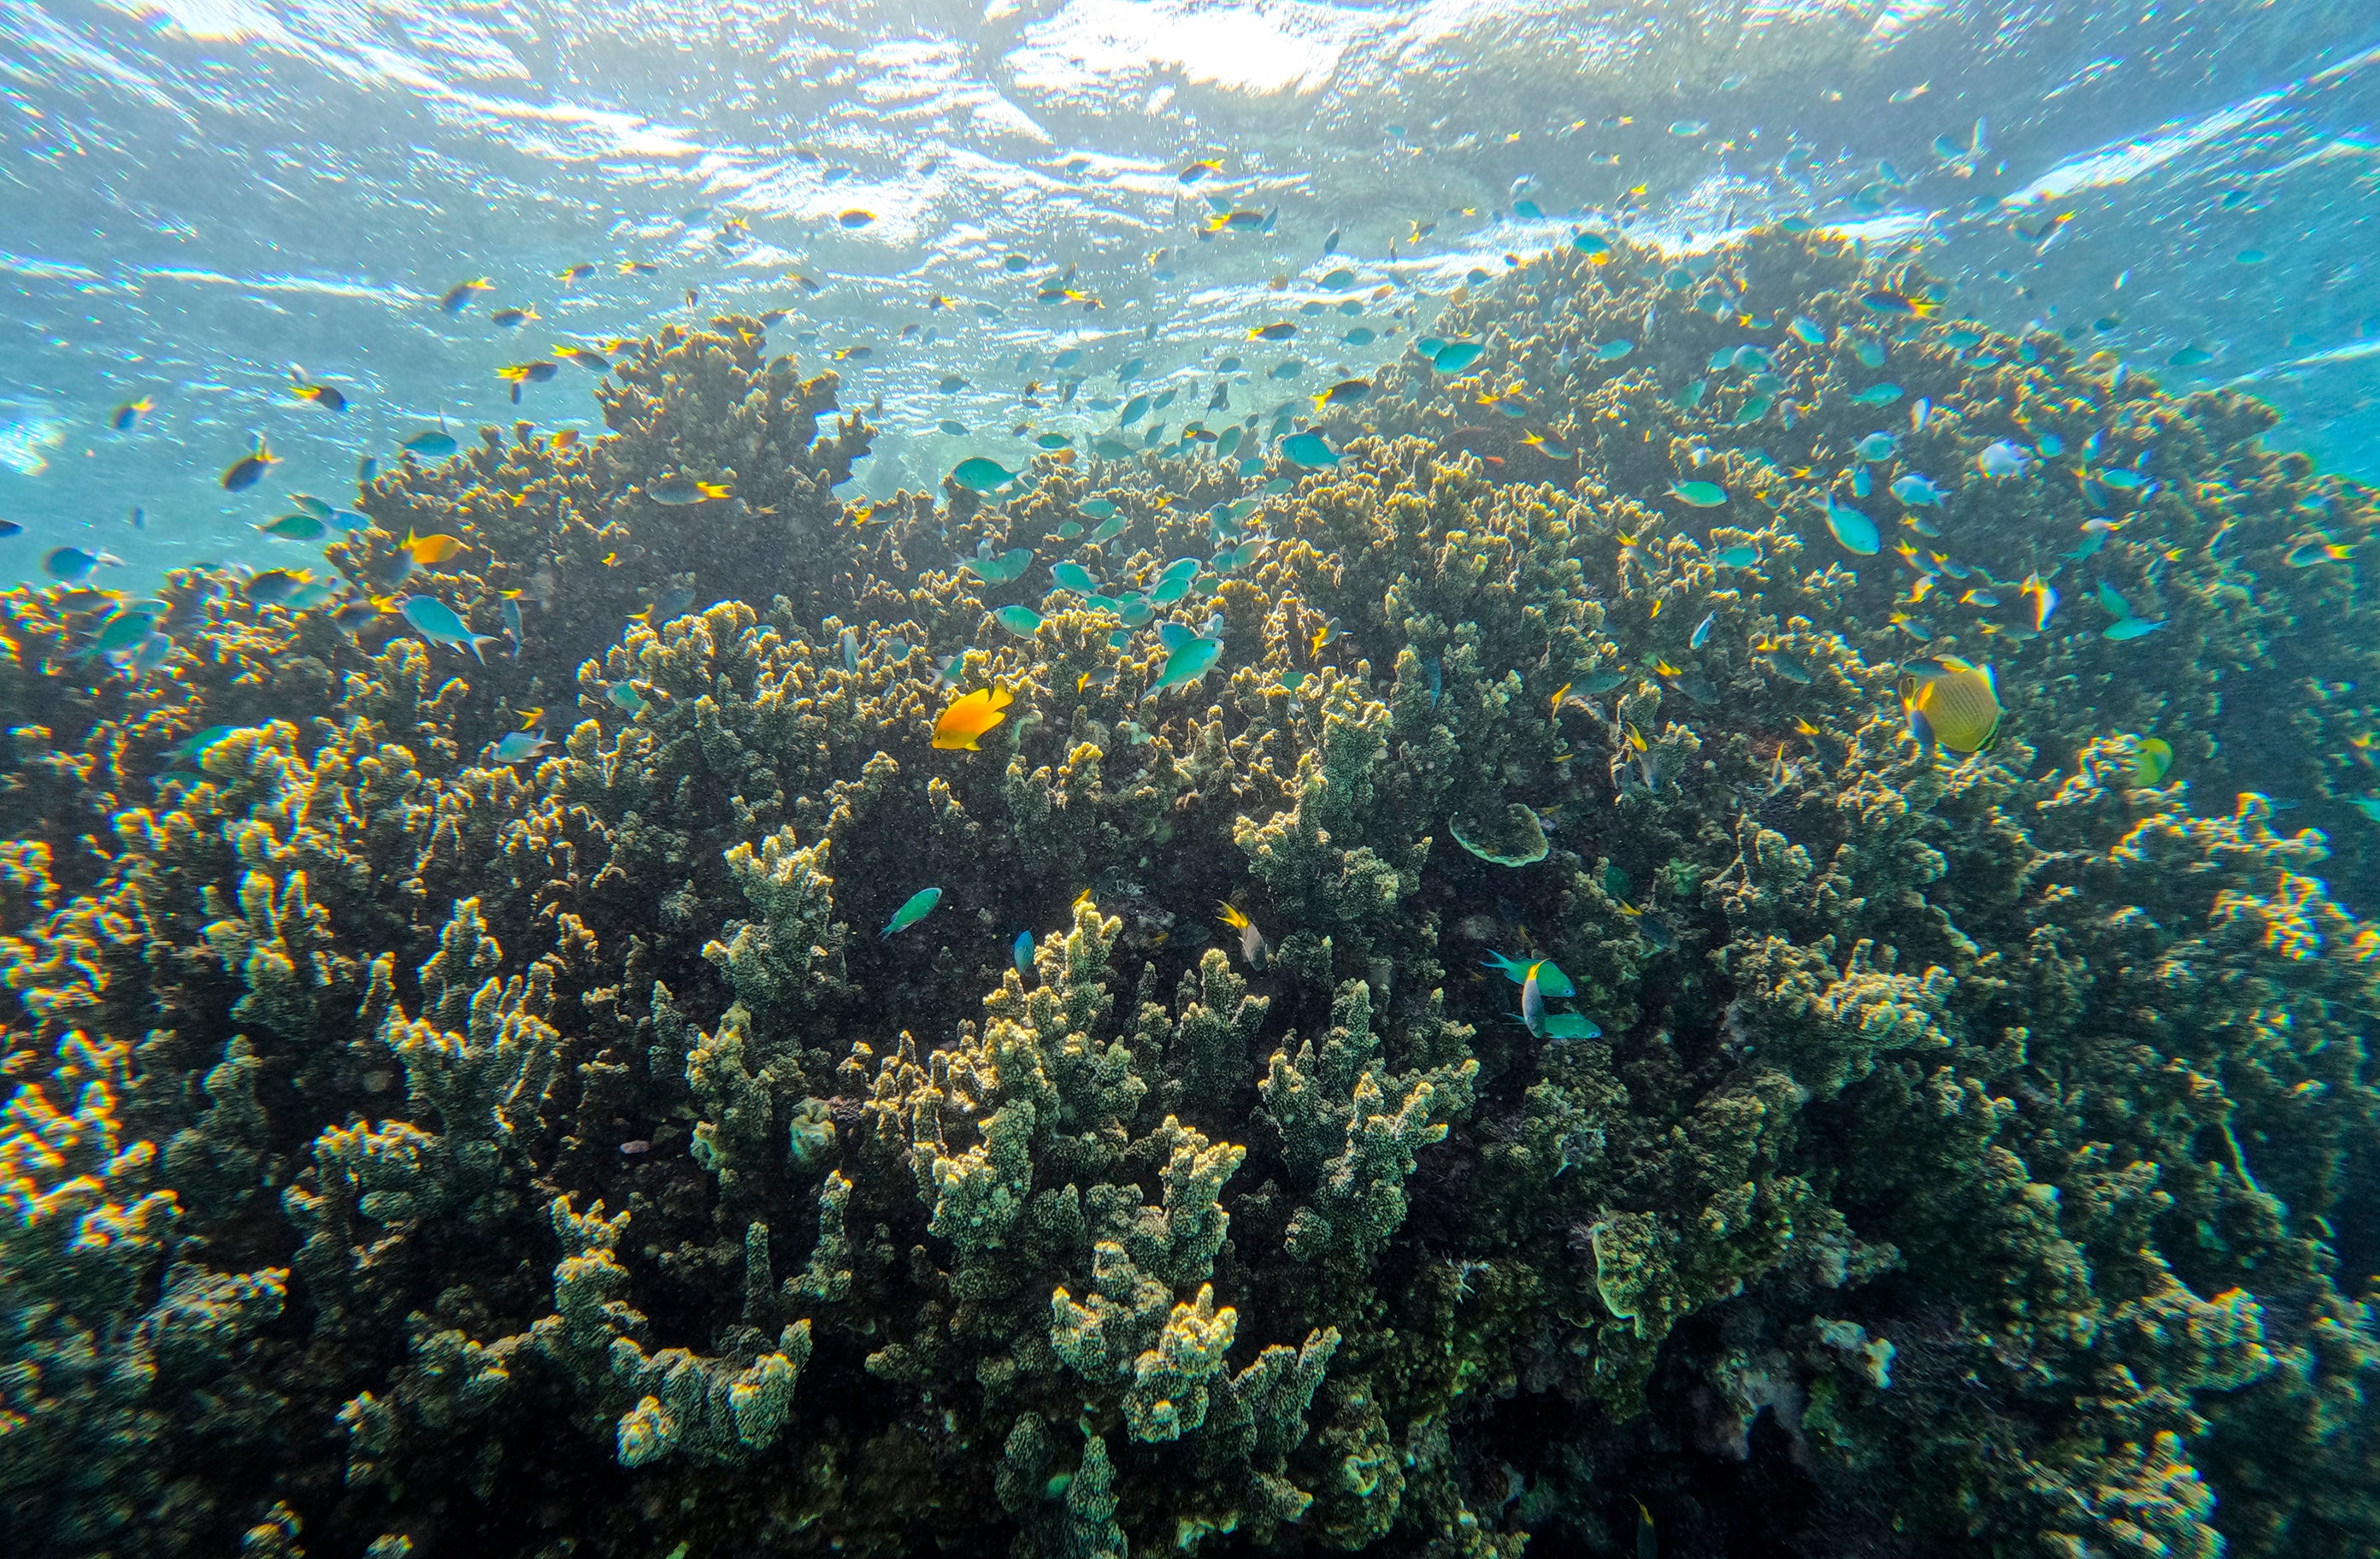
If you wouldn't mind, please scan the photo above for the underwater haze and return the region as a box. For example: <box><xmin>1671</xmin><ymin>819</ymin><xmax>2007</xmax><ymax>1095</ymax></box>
<box><xmin>6</xmin><ymin>3</ymin><xmax>2380</xmax><ymax>1558</ymax></box>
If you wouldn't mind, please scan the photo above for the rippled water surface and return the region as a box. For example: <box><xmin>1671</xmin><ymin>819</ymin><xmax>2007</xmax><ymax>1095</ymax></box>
<box><xmin>3</xmin><ymin>0</ymin><xmax>2377</xmax><ymax>577</ymax></box>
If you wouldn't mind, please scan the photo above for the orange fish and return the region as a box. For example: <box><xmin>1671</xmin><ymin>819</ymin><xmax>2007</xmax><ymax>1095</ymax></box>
<box><xmin>404</xmin><ymin>531</ymin><xmax>468</xmax><ymax>566</ymax></box>
<box><xmin>932</xmin><ymin>685</ymin><xmax>1014</xmax><ymax>750</ymax></box>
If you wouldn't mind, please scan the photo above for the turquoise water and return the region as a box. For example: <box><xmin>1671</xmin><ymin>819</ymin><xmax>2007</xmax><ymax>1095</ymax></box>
<box><xmin>3</xmin><ymin>1</ymin><xmax>2377</xmax><ymax>577</ymax></box>
<box><xmin>7</xmin><ymin>7</ymin><xmax>2380</xmax><ymax>1559</ymax></box>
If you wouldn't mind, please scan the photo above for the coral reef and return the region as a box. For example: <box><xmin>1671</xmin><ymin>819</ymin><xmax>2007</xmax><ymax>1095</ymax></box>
<box><xmin>3</xmin><ymin>232</ymin><xmax>2377</xmax><ymax>1559</ymax></box>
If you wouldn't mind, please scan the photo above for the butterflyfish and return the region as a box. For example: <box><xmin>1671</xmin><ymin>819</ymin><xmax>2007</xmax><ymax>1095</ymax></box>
<box><xmin>1900</xmin><ymin>656</ymin><xmax>2001</xmax><ymax>763</ymax></box>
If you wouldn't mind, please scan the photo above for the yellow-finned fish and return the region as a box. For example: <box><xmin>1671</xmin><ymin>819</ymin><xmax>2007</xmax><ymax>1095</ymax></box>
<box><xmin>2020</xmin><ymin>571</ymin><xmax>2057</xmax><ymax>632</ymax></box>
<box><xmin>1217</xmin><ymin>903</ymin><xmax>1268</xmax><ymax>970</ymax></box>
<box><xmin>1900</xmin><ymin>656</ymin><xmax>2002</xmax><ymax>763</ymax></box>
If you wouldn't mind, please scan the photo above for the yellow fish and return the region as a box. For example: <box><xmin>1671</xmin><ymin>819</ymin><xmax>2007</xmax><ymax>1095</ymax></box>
<box><xmin>1900</xmin><ymin>656</ymin><xmax>2001</xmax><ymax>762</ymax></box>
<box><xmin>2132</xmin><ymin>737</ymin><xmax>2174</xmax><ymax>786</ymax></box>
<box><xmin>403</xmin><ymin>531</ymin><xmax>468</xmax><ymax>567</ymax></box>
<box><xmin>932</xmin><ymin>685</ymin><xmax>1015</xmax><ymax>750</ymax></box>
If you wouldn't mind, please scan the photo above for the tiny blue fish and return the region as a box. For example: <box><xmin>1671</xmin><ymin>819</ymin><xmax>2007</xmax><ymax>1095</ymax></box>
<box><xmin>2063</xmin><ymin>519</ymin><xmax>2118</xmax><ymax>560</ymax></box>
<box><xmin>1891</xmin><ymin>474</ymin><xmax>1946</xmax><ymax>507</ymax></box>
<box><xmin>607</xmin><ymin>682</ymin><xmax>647</xmax><ymax>712</ymax></box>
<box><xmin>1280</xmin><ymin>430</ymin><xmax>1337</xmax><ymax>468</ymax></box>
<box><xmin>1013</xmin><ymin>930</ymin><xmax>1034</xmax><ymax>974</ymax></box>
<box><xmin>399</xmin><ymin>595</ymin><xmax>498</xmax><ymax>661</ymax></box>
<box><xmin>1689</xmin><ymin>612</ymin><xmax>1715</xmax><ymax>650</ymax></box>
<box><xmin>125</xmin><ymin>631</ymin><xmax>174</xmax><ymax>675</ymax></box>
<box><xmin>169</xmin><ymin>724</ymin><xmax>244</xmax><ymax>764</ymax></box>
<box><xmin>1483</xmin><ymin>951</ymin><xmax>1575</xmax><ymax>997</ymax></box>
<box><xmin>490</xmin><ymin>730</ymin><xmax>552</xmax><ymax>764</ymax></box>
<box><xmin>43</xmin><ymin>547</ymin><xmax>121</xmax><ymax>585</ymax></box>
<box><xmin>881</xmin><ymin>886</ymin><xmax>942</xmax><ymax>938</ymax></box>
<box><xmin>1149</xmin><ymin>636</ymin><xmax>1222</xmax><ymax>695</ymax></box>
<box><xmin>1824</xmin><ymin>499</ymin><xmax>1881</xmax><ymax>556</ymax></box>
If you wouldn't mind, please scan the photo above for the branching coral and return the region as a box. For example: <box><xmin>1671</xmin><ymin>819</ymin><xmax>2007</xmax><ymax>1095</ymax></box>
<box><xmin>3</xmin><ymin>245</ymin><xmax>2377</xmax><ymax>1559</ymax></box>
